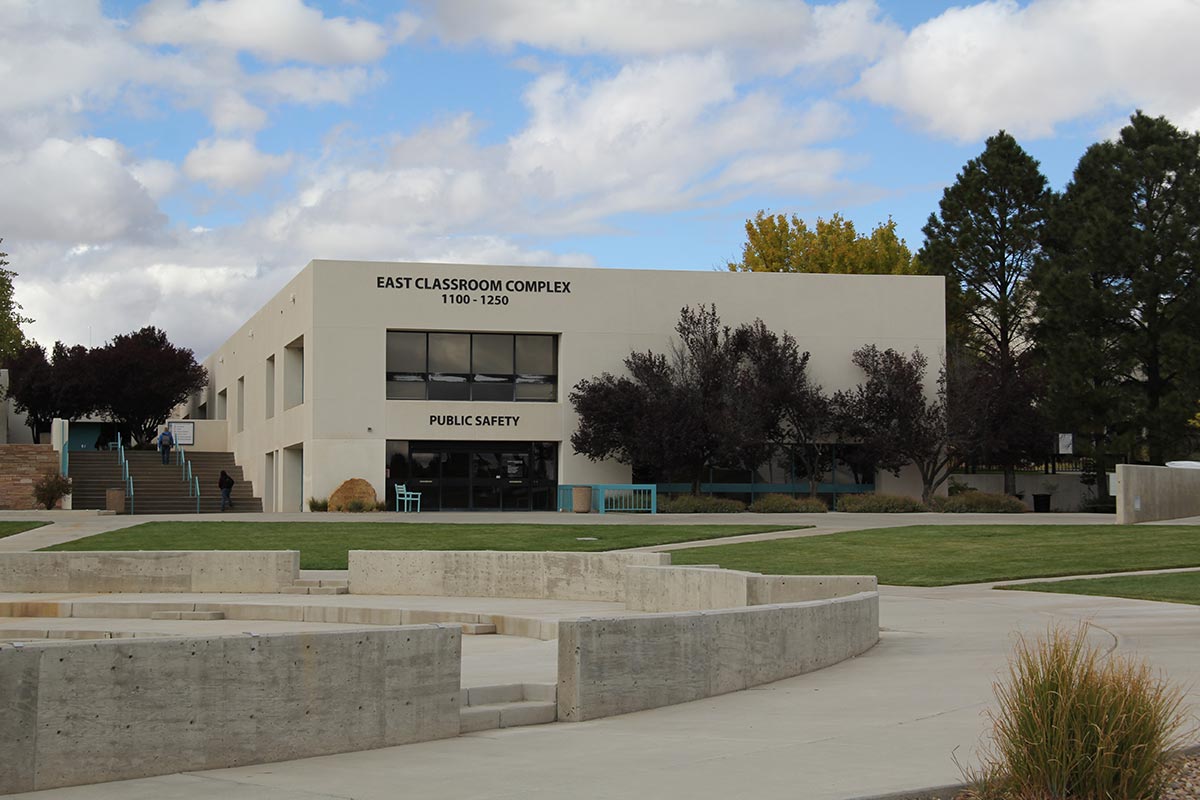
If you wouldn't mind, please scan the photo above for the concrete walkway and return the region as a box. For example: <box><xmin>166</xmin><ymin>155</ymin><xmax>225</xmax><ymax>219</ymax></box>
<box><xmin>3</xmin><ymin>510</ymin><xmax>1198</xmax><ymax>799</ymax></box>
<box><xmin>7</xmin><ymin>581</ymin><xmax>1199</xmax><ymax>800</ymax></box>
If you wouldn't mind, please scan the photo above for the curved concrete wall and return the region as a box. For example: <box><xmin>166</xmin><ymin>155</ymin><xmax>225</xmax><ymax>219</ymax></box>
<box><xmin>0</xmin><ymin>625</ymin><xmax>461</xmax><ymax>794</ymax></box>
<box><xmin>0</xmin><ymin>551</ymin><xmax>299</xmax><ymax>594</ymax></box>
<box><xmin>348</xmin><ymin>550</ymin><xmax>669</xmax><ymax>601</ymax></box>
<box><xmin>624</xmin><ymin>565</ymin><xmax>877</xmax><ymax>612</ymax></box>
<box><xmin>557</xmin><ymin>592</ymin><xmax>879</xmax><ymax>722</ymax></box>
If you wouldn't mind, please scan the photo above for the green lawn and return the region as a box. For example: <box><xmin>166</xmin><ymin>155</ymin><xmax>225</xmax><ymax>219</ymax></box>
<box><xmin>43</xmin><ymin>521</ymin><xmax>799</xmax><ymax>569</ymax></box>
<box><xmin>669</xmin><ymin>525</ymin><xmax>1200</xmax><ymax>586</ymax></box>
<box><xmin>1000</xmin><ymin>571</ymin><xmax>1200</xmax><ymax>606</ymax></box>
<box><xmin>0</xmin><ymin>521</ymin><xmax>47</xmax><ymax>539</ymax></box>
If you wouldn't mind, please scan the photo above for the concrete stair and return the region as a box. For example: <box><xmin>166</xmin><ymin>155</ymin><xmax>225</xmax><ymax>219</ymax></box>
<box><xmin>284</xmin><ymin>578</ymin><xmax>349</xmax><ymax>596</ymax></box>
<box><xmin>70</xmin><ymin>450</ymin><xmax>262</xmax><ymax>514</ymax></box>
<box><xmin>459</xmin><ymin>683</ymin><xmax>557</xmax><ymax>733</ymax></box>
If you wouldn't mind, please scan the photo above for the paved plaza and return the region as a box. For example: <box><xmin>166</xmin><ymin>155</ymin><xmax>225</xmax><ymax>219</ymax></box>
<box><xmin>2</xmin><ymin>510</ymin><xmax>1198</xmax><ymax>799</ymax></box>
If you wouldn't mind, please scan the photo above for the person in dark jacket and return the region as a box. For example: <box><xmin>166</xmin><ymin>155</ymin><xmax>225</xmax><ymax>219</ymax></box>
<box><xmin>218</xmin><ymin>470</ymin><xmax>235</xmax><ymax>511</ymax></box>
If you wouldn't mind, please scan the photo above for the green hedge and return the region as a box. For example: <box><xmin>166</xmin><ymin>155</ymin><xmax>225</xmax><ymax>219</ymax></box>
<box><xmin>747</xmin><ymin>494</ymin><xmax>828</xmax><ymax>513</ymax></box>
<box><xmin>658</xmin><ymin>495</ymin><xmax>747</xmax><ymax>513</ymax></box>
<box><xmin>835</xmin><ymin>493</ymin><xmax>927</xmax><ymax>513</ymax></box>
<box><xmin>930</xmin><ymin>491</ymin><xmax>1027</xmax><ymax>513</ymax></box>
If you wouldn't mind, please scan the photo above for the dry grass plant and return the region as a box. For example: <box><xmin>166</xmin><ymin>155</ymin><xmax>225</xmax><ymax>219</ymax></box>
<box><xmin>961</xmin><ymin>624</ymin><xmax>1192</xmax><ymax>800</ymax></box>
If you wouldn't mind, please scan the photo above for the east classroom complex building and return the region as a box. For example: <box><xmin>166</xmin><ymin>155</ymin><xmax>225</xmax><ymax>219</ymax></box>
<box><xmin>182</xmin><ymin>261</ymin><xmax>945</xmax><ymax>512</ymax></box>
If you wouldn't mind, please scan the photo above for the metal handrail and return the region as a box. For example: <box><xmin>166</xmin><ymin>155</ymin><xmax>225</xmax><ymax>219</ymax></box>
<box><xmin>59</xmin><ymin>420</ymin><xmax>69</xmax><ymax>476</ymax></box>
<box><xmin>194</xmin><ymin>476</ymin><xmax>200</xmax><ymax>514</ymax></box>
<box><xmin>126</xmin><ymin>474</ymin><xmax>134</xmax><ymax>515</ymax></box>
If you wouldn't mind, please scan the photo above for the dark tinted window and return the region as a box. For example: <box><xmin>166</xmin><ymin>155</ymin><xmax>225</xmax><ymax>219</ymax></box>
<box><xmin>515</xmin><ymin>335</ymin><xmax>555</xmax><ymax>374</ymax></box>
<box><xmin>386</xmin><ymin>332</ymin><xmax>426</xmax><ymax>372</ymax></box>
<box><xmin>429</xmin><ymin>333</ymin><xmax>470</xmax><ymax>373</ymax></box>
<box><xmin>387</xmin><ymin>331</ymin><xmax>556</xmax><ymax>402</ymax></box>
<box><xmin>473</xmin><ymin>334</ymin><xmax>513</xmax><ymax>374</ymax></box>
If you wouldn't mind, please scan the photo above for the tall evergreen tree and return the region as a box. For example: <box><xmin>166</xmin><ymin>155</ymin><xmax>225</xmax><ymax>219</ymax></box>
<box><xmin>920</xmin><ymin>131</ymin><xmax>1051</xmax><ymax>495</ymax></box>
<box><xmin>1033</xmin><ymin>112</ymin><xmax>1200</xmax><ymax>472</ymax></box>
<box><xmin>0</xmin><ymin>239</ymin><xmax>32</xmax><ymax>366</ymax></box>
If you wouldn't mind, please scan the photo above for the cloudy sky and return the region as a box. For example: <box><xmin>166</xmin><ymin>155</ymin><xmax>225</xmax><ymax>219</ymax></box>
<box><xmin>3</xmin><ymin>0</ymin><xmax>1199</xmax><ymax>358</ymax></box>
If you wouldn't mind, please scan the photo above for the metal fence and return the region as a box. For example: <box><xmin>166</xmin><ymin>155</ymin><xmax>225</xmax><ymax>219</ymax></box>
<box><xmin>557</xmin><ymin>484</ymin><xmax>658</xmax><ymax>514</ymax></box>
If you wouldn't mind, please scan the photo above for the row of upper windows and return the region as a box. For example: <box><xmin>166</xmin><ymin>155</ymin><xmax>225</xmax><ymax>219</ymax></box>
<box><xmin>386</xmin><ymin>331</ymin><xmax>558</xmax><ymax>402</ymax></box>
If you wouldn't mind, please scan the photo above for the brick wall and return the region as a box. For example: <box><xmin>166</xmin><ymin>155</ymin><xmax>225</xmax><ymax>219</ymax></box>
<box><xmin>0</xmin><ymin>445</ymin><xmax>62</xmax><ymax>509</ymax></box>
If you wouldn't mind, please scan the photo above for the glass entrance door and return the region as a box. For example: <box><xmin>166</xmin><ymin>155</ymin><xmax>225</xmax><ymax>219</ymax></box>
<box><xmin>388</xmin><ymin>441</ymin><xmax>556</xmax><ymax>511</ymax></box>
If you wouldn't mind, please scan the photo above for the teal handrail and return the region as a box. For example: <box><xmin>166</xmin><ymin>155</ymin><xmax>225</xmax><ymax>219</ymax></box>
<box><xmin>557</xmin><ymin>484</ymin><xmax>657</xmax><ymax>514</ymax></box>
<box><xmin>59</xmin><ymin>420</ymin><xmax>69</xmax><ymax>476</ymax></box>
<box><xmin>126</xmin><ymin>474</ymin><xmax>134</xmax><ymax>515</ymax></box>
<box><xmin>194</xmin><ymin>476</ymin><xmax>200</xmax><ymax>513</ymax></box>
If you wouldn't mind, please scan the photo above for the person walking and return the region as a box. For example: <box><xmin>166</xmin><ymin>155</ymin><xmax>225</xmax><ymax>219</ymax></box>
<box><xmin>218</xmin><ymin>470</ymin><xmax>235</xmax><ymax>511</ymax></box>
<box><xmin>157</xmin><ymin>427</ymin><xmax>174</xmax><ymax>465</ymax></box>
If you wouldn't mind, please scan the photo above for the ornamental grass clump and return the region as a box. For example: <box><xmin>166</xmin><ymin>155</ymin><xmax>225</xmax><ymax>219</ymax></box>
<box><xmin>835</xmin><ymin>493</ymin><xmax>926</xmax><ymax>513</ymax></box>
<box><xmin>962</xmin><ymin>625</ymin><xmax>1191</xmax><ymax>800</ymax></box>
<box><xmin>747</xmin><ymin>494</ymin><xmax>828</xmax><ymax>513</ymax></box>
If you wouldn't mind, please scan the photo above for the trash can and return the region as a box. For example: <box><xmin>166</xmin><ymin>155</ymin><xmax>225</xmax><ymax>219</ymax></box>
<box><xmin>105</xmin><ymin>487</ymin><xmax>126</xmax><ymax>514</ymax></box>
<box><xmin>572</xmin><ymin>485</ymin><xmax>593</xmax><ymax>514</ymax></box>
<box><xmin>1032</xmin><ymin>493</ymin><xmax>1051</xmax><ymax>513</ymax></box>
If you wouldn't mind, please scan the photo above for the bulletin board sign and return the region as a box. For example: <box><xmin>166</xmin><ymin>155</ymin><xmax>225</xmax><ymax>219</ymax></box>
<box><xmin>168</xmin><ymin>421</ymin><xmax>195</xmax><ymax>446</ymax></box>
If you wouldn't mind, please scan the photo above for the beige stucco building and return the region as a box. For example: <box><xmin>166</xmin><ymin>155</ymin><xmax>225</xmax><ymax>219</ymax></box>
<box><xmin>186</xmin><ymin>260</ymin><xmax>945</xmax><ymax>511</ymax></box>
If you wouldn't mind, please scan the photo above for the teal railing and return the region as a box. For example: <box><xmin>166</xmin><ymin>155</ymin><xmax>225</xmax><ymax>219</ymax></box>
<box><xmin>59</xmin><ymin>420</ymin><xmax>69</xmax><ymax>476</ymax></box>
<box><xmin>557</xmin><ymin>484</ymin><xmax>657</xmax><ymax>514</ymax></box>
<box><xmin>176</xmin><ymin>445</ymin><xmax>201</xmax><ymax>513</ymax></box>
<box><xmin>126</xmin><ymin>474</ymin><xmax>134</xmax><ymax>515</ymax></box>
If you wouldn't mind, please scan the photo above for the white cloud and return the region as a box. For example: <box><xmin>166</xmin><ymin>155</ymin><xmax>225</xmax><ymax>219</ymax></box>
<box><xmin>507</xmin><ymin>55</ymin><xmax>852</xmax><ymax>219</ymax></box>
<box><xmin>183</xmin><ymin>138</ymin><xmax>293</xmax><ymax>191</ymax></box>
<box><xmin>0</xmin><ymin>1</ymin><xmax>152</xmax><ymax>125</ymax></box>
<box><xmin>251</xmin><ymin>66</ymin><xmax>378</xmax><ymax>105</ymax></box>
<box><xmin>0</xmin><ymin>137</ymin><xmax>165</xmax><ymax>244</ymax></box>
<box><xmin>418</xmin><ymin>0</ymin><xmax>899</xmax><ymax>74</ymax></box>
<box><xmin>210</xmin><ymin>92</ymin><xmax>268</xmax><ymax>132</ymax></box>
<box><xmin>856</xmin><ymin>0</ymin><xmax>1200</xmax><ymax>141</ymax></box>
<box><xmin>134</xmin><ymin>0</ymin><xmax>391</xmax><ymax>65</ymax></box>
<box><xmin>129</xmin><ymin>158</ymin><xmax>180</xmax><ymax>199</ymax></box>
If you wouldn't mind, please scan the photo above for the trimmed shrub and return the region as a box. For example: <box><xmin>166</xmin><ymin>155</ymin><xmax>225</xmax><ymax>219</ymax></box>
<box><xmin>835</xmin><ymin>493</ymin><xmax>926</xmax><ymax>513</ymax></box>
<box><xmin>307</xmin><ymin>497</ymin><xmax>329</xmax><ymax>512</ymax></box>
<box><xmin>658</xmin><ymin>494</ymin><xmax>746</xmax><ymax>513</ymax></box>
<box><xmin>930</xmin><ymin>491</ymin><xmax>1026</xmax><ymax>513</ymax></box>
<box><xmin>962</xmin><ymin>625</ymin><xmax>1191</xmax><ymax>800</ymax></box>
<box><xmin>33</xmin><ymin>472</ymin><xmax>72</xmax><ymax>510</ymax></box>
<box><xmin>747</xmin><ymin>494</ymin><xmax>828</xmax><ymax>513</ymax></box>
<box><xmin>345</xmin><ymin>499</ymin><xmax>369</xmax><ymax>513</ymax></box>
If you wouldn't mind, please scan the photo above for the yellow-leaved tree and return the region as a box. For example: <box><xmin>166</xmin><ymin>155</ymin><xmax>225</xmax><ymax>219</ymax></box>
<box><xmin>725</xmin><ymin>212</ymin><xmax>923</xmax><ymax>275</ymax></box>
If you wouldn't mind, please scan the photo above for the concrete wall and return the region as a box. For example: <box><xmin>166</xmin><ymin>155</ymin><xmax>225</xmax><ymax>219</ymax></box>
<box><xmin>0</xmin><ymin>625</ymin><xmax>461</xmax><ymax>794</ymax></box>
<box><xmin>0</xmin><ymin>551</ymin><xmax>299</xmax><ymax>593</ymax></box>
<box><xmin>951</xmin><ymin>472</ymin><xmax>1089</xmax><ymax>512</ymax></box>
<box><xmin>557</xmin><ymin>592</ymin><xmax>879</xmax><ymax>722</ymax></box>
<box><xmin>157</xmin><ymin>419</ymin><xmax>229</xmax><ymax>452</ymax></box>
<box><xmin>624</xmin><ymin>565</ymin><xmax>877</xmax><ymax>612</ymax></box>
<box><xmin>349</xmin><ymin>550</ymin><xmax>669</xmax><ymax>602</ymax></box>
<box><xmin>0</xmin><ymin>444</ymin><xmax>60</xmax><ymax>510</ymax></box>
<box><xmin>1115</xmin><ymin>464</ymin><xmax>1200</xmax><ymax>523</ymax></box>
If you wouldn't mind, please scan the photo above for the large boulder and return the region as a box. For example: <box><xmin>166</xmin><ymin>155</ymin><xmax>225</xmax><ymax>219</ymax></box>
<box><xmin>328</xmin><ymin>478</ymin><xmax>378</xmax><ymax>511</ymax></box>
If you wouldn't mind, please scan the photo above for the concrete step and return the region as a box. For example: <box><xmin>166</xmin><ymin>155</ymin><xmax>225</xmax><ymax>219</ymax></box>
<box><xmin>292</xmin><ymin>579</ymin><xmax>350</xmax><ymax>588</ymax></box>
<box><xmin>459</xmin><ymin>700</ymin><xmax>557</xmax><ymax>733</ymax></box>
<box><xmin>282</xmin><ymin>585</ymin><xmax>349</xmax><ymax>595</ymax></box>
<box><xmin>150</xmin><ymin>611</ymin><xmax>226</xmax><ymax>621</ymax></box>
<box><xmin>463</xmin><ymin>683</ymin><xmax>556</xmax><ymax>706</ymax></box>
